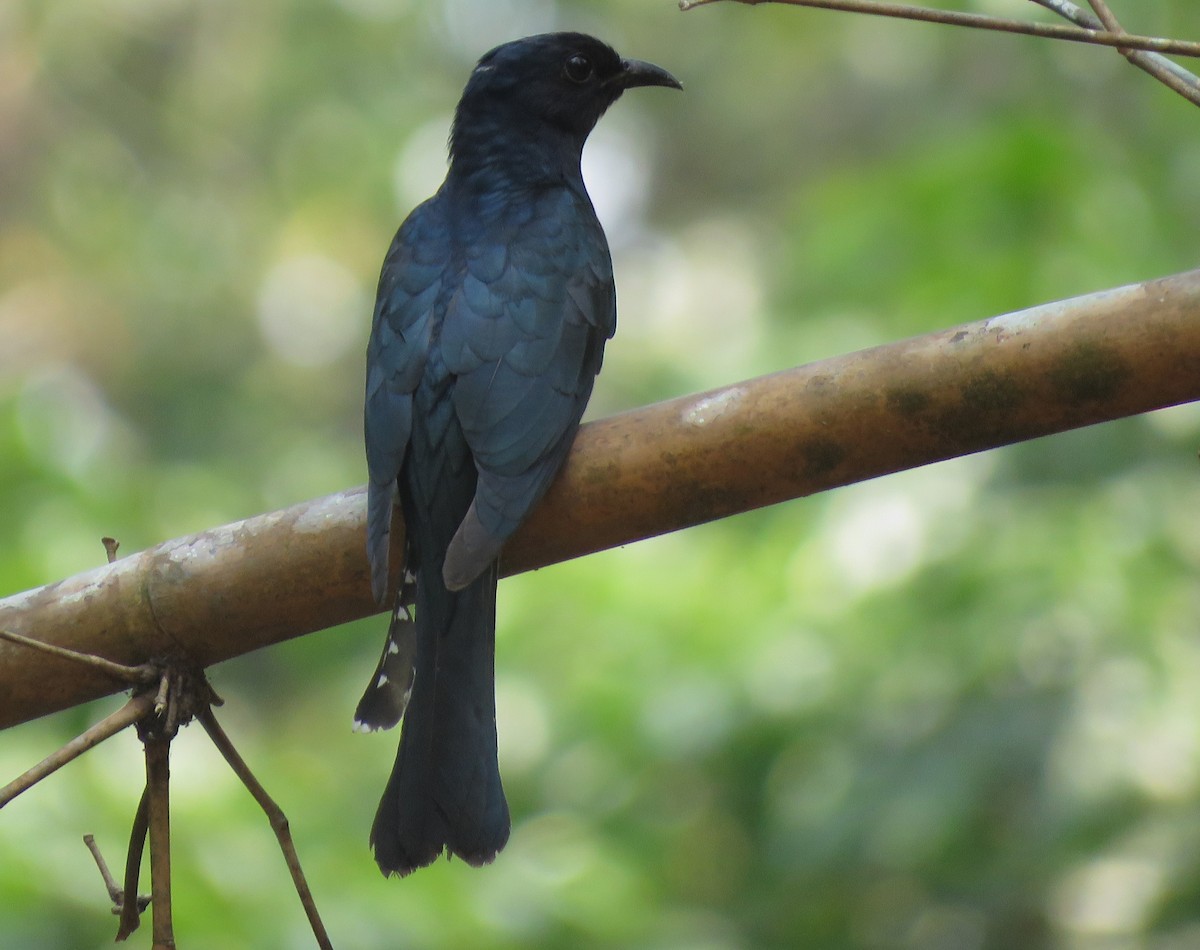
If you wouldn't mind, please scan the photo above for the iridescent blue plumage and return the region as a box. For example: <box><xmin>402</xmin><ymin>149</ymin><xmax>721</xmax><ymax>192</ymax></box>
<box><xmin>360</xmin><ymin>31</ymin><xmax>679</xmax><ymax>876</ymax></box>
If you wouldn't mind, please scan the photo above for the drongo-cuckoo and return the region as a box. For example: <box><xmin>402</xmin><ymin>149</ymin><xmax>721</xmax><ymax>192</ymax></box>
<box><xmin>359</xmin><ymin>33</ymin><xmax>680</xmax><ymax>876</ymax></box>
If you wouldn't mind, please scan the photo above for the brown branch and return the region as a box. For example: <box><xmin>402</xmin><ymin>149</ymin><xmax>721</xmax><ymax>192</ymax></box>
<box><xmin>1083</xmin><ymin>0</ymin><xmax>1116</xmax><ymax>25</ymax></box>
<box><xmin>8</xmin><ymin>657</ymin><xmax>315</xmax><ymax>945</ymax></box>
<box><xmin>117</xmin><ymin>790</ymin><xmax>151</xmax><ymax>941</ymax></box>
<box><xmin>142</xmin><ymin>733</ymin><xmax>174</xmax><ymax>950</ymax></box>
<box><xmin>84</xmin><ymin>830</ymin><xmax>152</xmax><ymax>940</ymax></box>
<box><xmin>198</xmin><ymin>705</ymin><xmax>333</xmax><ymax>950</ymax></box>
<box><xmin>679</xmin><ymin>0</ymin><xmax>1200</xmax><ymax>106</ymax></box>
<box><xmin>84</xmin><ymin>834</ymin><xmax>124</xmax><ymax>907</ymax></box>
<box><xmin>0</xmin><ymin>629</ymin><xmax>155</xmax><ymax>685</ymax></box>
<box><xmin>0</xmin><ymin>693</ymin><xmax>156</xmax><ymax>807</ymax></box>
<box><xmin>1029</xmin><ymin>0</ymin><xmax>1200</xmax><ymax>107</ymax></box>
<box><xmin>1</xmin><ymin>268</ymin><xmax>1200</xmax><ymax>728</ymax></box>
<box><xmin>679</xmin><ymin>0</ymin><xmax>1200</xmax><ymax>59</ymax></box>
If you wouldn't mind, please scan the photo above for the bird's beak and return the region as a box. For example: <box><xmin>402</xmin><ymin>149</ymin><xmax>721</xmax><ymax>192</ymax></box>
<box><xmin>615</xmin><ymin>58</ymin><xmax>683</xmax><ymax>92</ymax></box>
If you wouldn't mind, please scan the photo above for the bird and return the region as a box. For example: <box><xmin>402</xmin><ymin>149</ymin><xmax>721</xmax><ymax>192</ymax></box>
<box><xmin>358</xmin><ymin>32</ymin><xmax>681</xmax><ymax>877</ymax></box>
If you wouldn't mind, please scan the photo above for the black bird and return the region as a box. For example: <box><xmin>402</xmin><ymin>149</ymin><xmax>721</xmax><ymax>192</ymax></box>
<box><xmin>359</xmin><ymin>33</ymin><xmax>680</xmax><ymax>876</ymax></box>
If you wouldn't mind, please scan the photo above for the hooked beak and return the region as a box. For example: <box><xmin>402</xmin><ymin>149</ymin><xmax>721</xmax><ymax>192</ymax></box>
<box><xmin>615</xmin><ymin>58</ymin><xmax>683</xmax><ymax>92</ymax></box>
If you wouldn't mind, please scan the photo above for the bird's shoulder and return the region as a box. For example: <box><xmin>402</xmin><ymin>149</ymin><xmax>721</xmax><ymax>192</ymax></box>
<box><xmin>375</xmin><ymin>194</ymin><xmax>455</xmax><ymax>319</ymax></box>
<box><xmin>367</xmin><ymin>195</ymin><xmax>456</xmax><ymax>391</ymax></box>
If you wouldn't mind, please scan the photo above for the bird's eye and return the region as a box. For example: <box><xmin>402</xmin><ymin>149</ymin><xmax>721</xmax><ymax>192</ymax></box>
<box><xmin>563</xmin><ymin>54</ymin><xmax>594</xmax><ymax>84</ymax></box>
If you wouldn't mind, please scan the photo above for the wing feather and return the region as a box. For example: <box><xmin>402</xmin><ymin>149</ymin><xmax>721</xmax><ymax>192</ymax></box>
<box><xmin>364</xmin><ymin>197</ymin><xmax>447</xmax><ymax>603</ymax></box>
<box><xmin>441</xmin><ymin>188</ymin><xmax>615</xmax><ymax>589</ymax></box>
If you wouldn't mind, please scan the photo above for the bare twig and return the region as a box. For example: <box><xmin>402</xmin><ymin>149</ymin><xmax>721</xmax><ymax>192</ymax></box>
<box><xmin>4</xmin><ymin>645</ymin><xmax>313</xmax><ymax>946</ymax></box>
<box><xmin>102</xmin><ymin>537</ymin><xmax>121</xmax><ymax>563</ymax></box>
<box><xmin>1030</xmin><ymin>0</ymin><xmax>1200</xmax><ymax>106</ymax></box>
<box><xmin>117</xmin><ymin>791</ymin><xmax>150</xmax><ymax>940</ymax></box>
<box><xmin>198</xmin><ymin>705</ymin><xmax>334</xmax><ymax>950</ymax></box>
<box><xmin>141</xmin><ymin>732</ymin><xmax>174</xmax><ymax>950</ymax></box>
<box><xmin>679</xmin><ymin>0</ymin><xmax>1200</xmax><ymax>58</ymax></box>
<box><xmin>84</xmin><ymin>834</ymin><xmax>124</xmax><ymax>906</ymax></box>
<box><xmin>0</xmin><ymin>693</ymin><xmax>156</xmax><ymax>808</ymax></box>
<box><xmin>0</xmin><ymin>629</ymin><xmax>155</xmax><ymax>685</ymax></box>
<box><xmin>153</xmin><ymin>671</ymin><xmax>170</xmax><ymax>716</ymax></box>
<box><xmin>1034</xmin><ymin>0</ymin><xmax>1081</xmax><ymax>15</ymax></box>
<box><xmin>132</xmin><ymin>667</ymin><xmax>217</xmax><ymax>946</ymax></box>
<box><xmin>679</xmin><ymin>0</ymin><xmax>1200</xmax><ymax>108</ymax></box>
<box><xmin>117</xmin><ymin>790</ymin><xmax>151</xmax><ymax>941</ymax></box>
<box><xmin>1084</xmin><ymin>0</ymin><xmax>1116</xmax><ymax>25</ymax></box>
<box><xmin>85</xmin><ymin>832</ymin><xmax>152</xmax><ymax>934</ymax></box>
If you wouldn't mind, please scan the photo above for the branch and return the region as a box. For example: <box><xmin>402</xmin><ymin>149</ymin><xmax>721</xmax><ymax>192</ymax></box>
<box><xmin>0</xmin><ymin>629</ymin><xmax>154</xmax><ymax>685</ymax></box>
<box><xmin>2</xmin><ymin>268</ymin><xmax>1200</xmax><ymax>728</ymax></box>
<box><xmin>117</xmin><ymin>791</ymin><xmax>150</xmax><ymax>941</ymax></box>
<box><xmin>1030</xmin><ymin>0</ymin><xmax>1200</xmax><ymax>107</ymax></box>
<box><xmin>680</xmin><ymin>0</ymin><xmax>1200</xmax><ymax>106</ymax></box>
<box><xmin>198</xmin><ymin>706</ymin><xmax>333</xmax><ymax>950</ymax></box>
<box><xmin>681</xmin><ymin>0</ymin><xmax>1200</xmax><ymax>58</ymax></box>
<box><xmin>142</xmin><ymin>733</ymin><xmax>173</xmax><ymax>949</ymax></box>
<box><xmin>0</xmin><ymin>694</ymin><xmax>157</xmax><ymax>807</ymax></box>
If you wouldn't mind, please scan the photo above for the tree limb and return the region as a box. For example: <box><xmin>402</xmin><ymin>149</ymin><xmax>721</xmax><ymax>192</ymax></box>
<box><xmin>2</xmin><ymin>268</ymin><xmax>1200</xmax><ymax>729</ymax></box>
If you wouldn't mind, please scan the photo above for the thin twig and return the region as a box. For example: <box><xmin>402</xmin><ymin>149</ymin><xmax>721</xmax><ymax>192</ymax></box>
<box><xmin>1034</xmin><ymin>0</ymin><xmax>1080</xmax><ymax>16</ymax></box>
<box><xmin>1084</xmin><ymin>0</ymin><xmax>1116</xmax><ymax>26</ymax></box>
<box><xmin>198</xmin><ymin>705</ymin><xmax>334</xmax><ymax>950</ymax></box>
<box><xmin>117</xmin><ymin>790</ymin><xmax>151</xmax><ymax>941</ymax></box>
<box><xmin>143</xmin><ymin>733</ymin><xmax>174</xmax><ymax>950</ymax></box>
<box><xmin>679</xmin><ymin>0</ymin><xmax>1200</xmax><ymax>58</ymax></box>
<box><xmin>84</xmin><ymin>834</ymin><xmax>124</xmax><ymax>906</ymax></box>
<box><xmin>0</xmin><ymin>693</ymin><xmax>156</xmax><ymax>808</ymax></box>
<box><xmin>102</xmin><ymin>537</ymin><xmax>121</xmax><ymax>563</ymax></box>
<box><xmin>1089</xmin><ymin>0</ymin><xmax>1200</xmax><ymax>104</ymax></box>
<box><xmin>0</xmin><ymin>629</ymin><xmax>155</xmax><ymax>685</ymax></box>
<box><xmin>86</xmin><ymin>832</ymin><xmax>152</xmax><ymax>936</ymax></box>
<box><xmin>1031</xmin><ymin>0</ymin><xmax>1200</xmax><ymax>107</ymax></box>
<box><xmin>153</xmin><ymin>670</ymin><xmax>170</xmax><ymax>716</ymax></box>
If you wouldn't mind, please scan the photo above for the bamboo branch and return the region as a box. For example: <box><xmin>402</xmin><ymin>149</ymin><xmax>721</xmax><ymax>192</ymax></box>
<box><xmin>1</xmin><ymin>268</ymin><xmax>1200</xmax><ymax>729</ymax></box>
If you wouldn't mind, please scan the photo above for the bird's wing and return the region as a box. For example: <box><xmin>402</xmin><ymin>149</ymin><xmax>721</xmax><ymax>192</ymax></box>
<box><xmin>364</xmin><ymin>200</ymin><xmax>447</xmax><ymax>604</ymax></box>
<box><xmin>439</xmin><ymin>188</ymin><xmax>616</xmax><ymax>589</ymax></box>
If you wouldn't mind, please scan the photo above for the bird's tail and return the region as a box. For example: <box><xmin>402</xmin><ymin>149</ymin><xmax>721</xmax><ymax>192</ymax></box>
<box><xmin>354</xmin><ymin>569</ymin><xmax>418</xmax><ymax>733</ymax></box>
<box><xmin>370</xmin><ymin>561</ymin><xmax>510</xmax><ymax>875</ymax></box>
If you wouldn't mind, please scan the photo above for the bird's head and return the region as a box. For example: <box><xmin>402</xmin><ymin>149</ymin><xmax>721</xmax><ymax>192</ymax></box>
<box><xmin>449</xmin><ymin>32</ymin><xmax>680</xmax><ymax>166</ymax></box>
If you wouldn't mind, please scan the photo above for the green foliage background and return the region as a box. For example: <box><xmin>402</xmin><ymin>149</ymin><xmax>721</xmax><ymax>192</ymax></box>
<box><xmin>3</xmin><ymin>1</ymin><xmax>1200</xmax><ymax>947</ymax></box>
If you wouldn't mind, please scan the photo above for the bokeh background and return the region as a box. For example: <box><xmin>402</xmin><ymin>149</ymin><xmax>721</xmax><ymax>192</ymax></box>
<box><xmin>3</xmin><ymin>1</ymin><xmax>1200</xmax><ymax>947</ymax></box>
